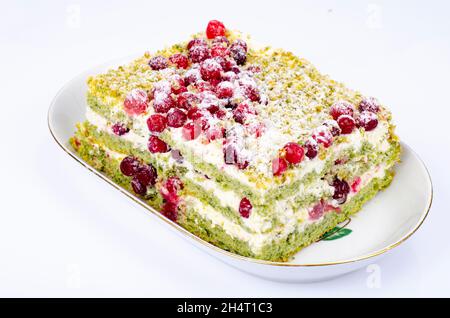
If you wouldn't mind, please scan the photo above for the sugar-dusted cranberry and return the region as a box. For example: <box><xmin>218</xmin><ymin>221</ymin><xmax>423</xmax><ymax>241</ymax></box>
<box><xmin>123</xmin><ymin>89</ymin><xmax>148</xmax><ymax>116</ymax></box>
<box><xmin>148</xmin><ymin>135</ymin><xmax>169</xmax><ymax>153</ymax></box>
<box><xmin>184</xmin><ymin>68</ymin><xmax>202</xmax><ymax>86</ymax></box>
<box><xmin>177</xmin><ymin>92</ymin><xmax>199</xmax><ymax>110</ymax></box>
<box><xmin>233</xmin><ymin>102</ymin><xmax>254</xmax><ymax>124</ymax></box>
<box><xmin>170</xmin><ymin>75</ymin><xmax>187</xmax><ymax>95</ymax></box>
<box><xmin>272</xmin><ymin>157</ymin><xmax>288</xmax><ymax>176</ymax></box>
<box><xmin>329</xmin><ymin>101</ymin><xmax>354</xmax><ymax>120</ymax></box>
<box><xmin>332</xmin><ymin>178</ymin><xmax>350</xmax><ymax>204</ymax></box>
<box><xmin>135</xmin><ymin>164</ymin><xmax>157</xmax><ymax>186</ymax></box>
<box><xmin>187</xmin><ymin>107</ymin><xmax>205</xmax><ymax>120</ymax></box>
<box><xmin>223</xmin><ymin>143</ymin><xmax>248</xmax><ymax>168</ymax></box>
<box><xmin>120</xmin><ymin>156</ymin><xmax>140</xmax><ymax>176</ymax></box>
<box><xmin>222</xmin><ymin>71</ymin><xmax>238</xmax><ymax>82</ymax></box>
<box><xmin>309</xmin><ymin>201</ymin><xmax>324</xmax><ymax>220</ymax></box>
<box><xmin>212</xmin><ymin>36</ymin><xmax>230</xmax><ymax>46</ymax></box>
<box><xmin>211</xmin><ymin>45</ymin><xmax>229</xmax><ymax>58</ymax></box>
<box><xmin>206</xmin><ymin>20</ymin><xmax>226</xmax><ymax>39</ymax></box>
<box><xmin>215</xmin><ymin>109</ymin><xmax>227</xmax><ymax>119</ymax></box>
<box><xmin>153</xmin><ymin>94</ymin><xmax>174</xmax><ymax>113</ymax></box>
<box><xmin>200</xmin><ymin>58</ymin><xmax>223</xmax><ymax>81</ymax></box>
<box><xmin>233</xmin><ymin>39</ymin><xmax>248</xmax><ymax>52</ymax></box>
<box><xmin>195</xmin><ymin>80</ymin><xmax>214</xmax><ymax>92</ymax></box>
<box><xmin>304</xmin><ymin>138</ymin><xmax>319</xmax><ymax>159</ymax></box>
<box><xmin>189</xmin><ymin>45</ymin><xmax>210</xmax><ymax>63</ymax></box>
<box><xmin>187</xmin><ymin>38</ymin><xmax>207</xmax><ymax>50</ymax></box>
<box><xmin>359</xmin><ymin>97</ymin><xmax>380</xmax><ymax>113</ymax></box>
<box><xmin>112</xmin><ymin>123</ymin><xmax>129</xmax><ymax>136</ymax></box>
<box><xmin>230</xmin><ymin>43</ymin><xmax>247</xmax><ymax>65</ymax></box>
<box><xmin>148</xmin><ymin>56</ymin><xmax>168</xmax><ymax>70</ymax></box>
<box><xmin>161</xmin><ymin>202</ymin><xmax>178</xmax><ymax>222</ymax></box>
<box><xmin>160</xmin><ymin>177</ymin><xmax>183</xmax><ymax>204</ymax></box>
<box><xmin>356</xmin><ymin>111</ymin><xmax>378</xmax><ymax>131</ymax></box>
<box><xmin>241</xmin><ymin>83</ymin><xmax>260</xmax><ymax>102</ymax></box>
<box><xmin>182</xmin><ymin>122</ymin><xmax>201</xmax><ymax>140</ymax></box>
<box><xmin>169</xmin><ymin>53</ymin><xmax>189</xmax><ymax>69</ymax></box>
<box><xmin>323</xmin><ymin>120</ymin><xmax>341</xmax><ymax>137</ymax></box>
<box><xmin>312</xmin><ymin>126</ymin><xmax>333</xmax><ymax>148</ymax></box>
<box><xmin>167</xmin><ymin>108</ymin><xmax>187</xmax><ymax>128</ymax></box>
<box><xmin>239</xmin><ymin>197</ymin><xmax>252</xmax><ymax>218</ymax></box>
<box><xmin>337</xmin><ymin>115</ymin><xmax>356</xmax><ymax>134</ymax></box>
<box><xmin>131</xmin><ymin>177</ymin><xmax>147</xmax><ymax>195</ymax></box>
<box><xmin>284</xmin><ymin>142</ymin><xmax>305</xmax><ymax>165</ymax></box>
<box><xmin>147</xmin><ymin>114</ymin><xmax>167</xmax><ymax>133</ymax></box>
<box><xmin>351</xmin><ymin>176</ymin><xmax>362</xmax><ymax>193</ymax></box>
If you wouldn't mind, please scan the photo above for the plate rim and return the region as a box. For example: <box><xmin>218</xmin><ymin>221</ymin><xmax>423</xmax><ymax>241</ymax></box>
<box><xmin>48</xmin><ymin>69</ymin><xmax>433</xmax><ymax>268</ymax></box>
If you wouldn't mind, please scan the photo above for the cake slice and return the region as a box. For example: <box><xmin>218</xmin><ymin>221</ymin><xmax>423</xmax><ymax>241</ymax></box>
<box><xmin>70</xmin><ymin>20</ymin><xmax>401</xmax><ymax>261</ymax></box>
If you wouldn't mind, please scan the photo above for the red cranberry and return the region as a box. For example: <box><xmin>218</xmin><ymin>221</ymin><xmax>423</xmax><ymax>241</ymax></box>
<box><xmin>312</xmin><ymin>126</ymin><xmax>333</xmax><ymax>148</ymax></box>
<box><xmin>147</xmin><ymin>114</ymin><xmax>167</xmax><ymax>133</ymax></box>
<box><xmin>112</xmin><ymin>123</ymin><xmax>129</xmax><ymax>136</ymax></box>
<box><xmin>337</xmin><ymin>115</ymin><xmax>356</xmax><ymax>134</ymax></box>
<box><xmin>272</xmin><ymin>157</ymin><xmax>288</xmax><ymax>176</ymax></box>
<box><xmin>195</xmin><ymin>80</ymin><xmax>214</xmax><ymax>92</ymax></box>
<box><xmin>332</xmin><ymin>178</ymin><xmax>350</xmax><ymax>204</ymax></box>
<box><xmin>187</xmin><ymin>38</ymin><xmax>207</xmax><ymax>50</ymax></box>
<box><xmin>148</xmin><ymin>135</ymin><xmax>169</xmax><ymax>153</ymax></box>
<box><xmin>329</xmin><ymin>101</ymin><xmax>354</xmax><ymax>120</ymax></box>
<box><xmin>148</xmin><ymin>56</ymin><xmax>168</xmax><ymax>70</ymax></box>
<box><xmin>170</xmin><ymin>75</ymin><xmax>187</xmax><ymax>95</ymax></box>
<box><xmin>351</xmin><ymin>177</ymin><xmax>362</xmax><ymax>193</ymax></box>
<box><xmin>241</xmin><ymin>83</ymin><xmax>260</xmax><ymax>102</ymax></box>
<box><xmin>161</xmin><ymin>202</ymin><xmax>178</xmax><ymax>222</ymax></box>
<box><xmin>230</xmin><ymin>43</ymin><xmax>247</xmax><ymax>65</ymax></box>
<box><xmin>359</xmin><ymin>97</ymin><xmax>380</xmax><ymax>113</ymax></box>
<box><xmin>309</xmin><ymin>202</ymin><xmax>324</xmax><ymax>220</ymax></box>
<box><xmin>167</xmin><ymin>108</ymin><xmax>187</xmax><ymax>128</ymax></box>
<box><xmin>233</xmin><ymin>103</ymin><xmax>254</xmax><ymax>124</ymax></box>
<box><xmin>304</xmin><ymin>139</ymin><xmax>319</xmax><ymax>159</ymax></box>
<box><xmin>123</xmin><ymin>89</ymin><xmax>148</xmax><ymax>116</ymax></box>
<box><xmin>212</xmin><ymin>36</ymin><xmax>230</xmax><ymax>46</ymax></box>
<box><xmin>120</xmin><ymin>156</ymin><xmax>140</xmax><ymax>176</ymax></box>
<box><xmin>284</xmin><ymin>142</ymin><xmax>305</xmax><ymax>165</ymax></box>
<box><xmin>232</xmin><ymin>39</ymin><xmax>248</xmax><ymax>52</ymax></box>
<box><xmin>177</xmin><ymin>92</ymin><xmax>199</xmax><ymax>109</ymax></box>
<box><xmin>239</xmin><ymin>198</ymin><xmax>252</xmax><ymax>218</ymax></box>
<box><xmin>206</xmin><ymin>20</ymin><xmax>226</xmax><ymax>39</ymax></box>
<box><xmin>200</xmin><ymin>58</ymin><xmax>223</xmax><ymax>81</ymax></box>
<box><xmin>324</xmin><ymin>120</ymin><xmax>341</xmax><ymax>137</ymax></box>
<box><xmin>187</xmin><ymin>107</ymin><xmax>205</xmax><ymax>120</ymax></box>
<box><xmin>215</xmin><ymin>109</ymin><xmax>227</xmax><ymax>119</ymax></box>
<box><xmin>182</xmin><ymin>122</ymin><xmax>201</xmax><ymax>140</ymax></box>
<box><xmin>211</xmin><ymin>45</ymin><xmax>229</xmax><ymax>58</ymax></box>
<box><xmin>356</xmin><ymin>111</ymin><xmax>378</xmax><ymax>131</ymax></box>
<box><xmin>161</xmin><ymin>177</ymin><xmax>183</xmax><ymax>204</ymax></box>
<box><xmin>169</xmin><ymin>53</ymin><xmax>189</xmax><ymax>69</ymax></box>
<box><xmin>189</xmin><ymin>45</ymin><xmax>211</xmax><ymax>63</ymax></box>
<box><xmin>207</xmin><ymin>104</ymin><xmax>219</xmax><ymax>114</ymax></box>
<box><xmin>135</xmin><ymin>164</ymin><xmax>157</xmax><ymax>186</ymax></box>
<box><xmin>131</xmin><ymin>177</ymin><xmax>147</xmax><ymax>195</ymax></box>
<box><xmin>153</xmin><ymin>93</ymin><xmax>175</xmax><ymax>113</ymax></box>
<box><xmin>184</xmin><ymin>68</ymin><xmax>202</xmax><ymax>86</ymax></box>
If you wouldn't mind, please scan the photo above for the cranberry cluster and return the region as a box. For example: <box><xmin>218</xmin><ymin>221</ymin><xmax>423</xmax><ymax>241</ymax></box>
<box><xmin>119</xmin><ymin>156</ymin><xmax>157</xmax><ymax>196</ymax></box>
<box><xmin>159</xmin><ymin>177</ymin><xmax>184</xmax><ymax>222</ymax></box>
<box><xmin>330</xmin><ymin>98</ymin><xmax>380</xmax><ymax>135</ymax></box>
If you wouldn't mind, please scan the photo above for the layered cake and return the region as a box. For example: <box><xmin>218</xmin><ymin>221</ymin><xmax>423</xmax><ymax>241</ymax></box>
<box><xmin>71</xmin><ymin>20</ymin><xmax>401</xmax><ymax>261</ymax></box>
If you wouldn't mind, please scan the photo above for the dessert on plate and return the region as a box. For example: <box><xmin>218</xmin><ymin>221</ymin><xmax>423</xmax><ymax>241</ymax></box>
<box><xmin>71</xmin><ymin>20</ymin><xmax>401</xmax><ymax>261</ymax></box>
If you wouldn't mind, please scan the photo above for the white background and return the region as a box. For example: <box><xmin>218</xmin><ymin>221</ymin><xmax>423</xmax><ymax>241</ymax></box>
<box><xmin>1</xmin><ymin>0</ymin><xmax>449</xmax><ymax>297</ymax></box>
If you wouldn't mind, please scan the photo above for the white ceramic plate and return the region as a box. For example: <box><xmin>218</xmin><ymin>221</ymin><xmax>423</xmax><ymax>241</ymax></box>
<box><xmin>48</xmin><ymin>60</ymin><xmax>433</xmax><ymax>283</ymax></box>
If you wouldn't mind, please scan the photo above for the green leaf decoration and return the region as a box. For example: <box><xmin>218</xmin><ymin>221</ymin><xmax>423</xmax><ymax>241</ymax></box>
<box><xmin>321</xmin><ymin>227</ymin><xmax>352</xmax><ymax>241</ymax></box>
